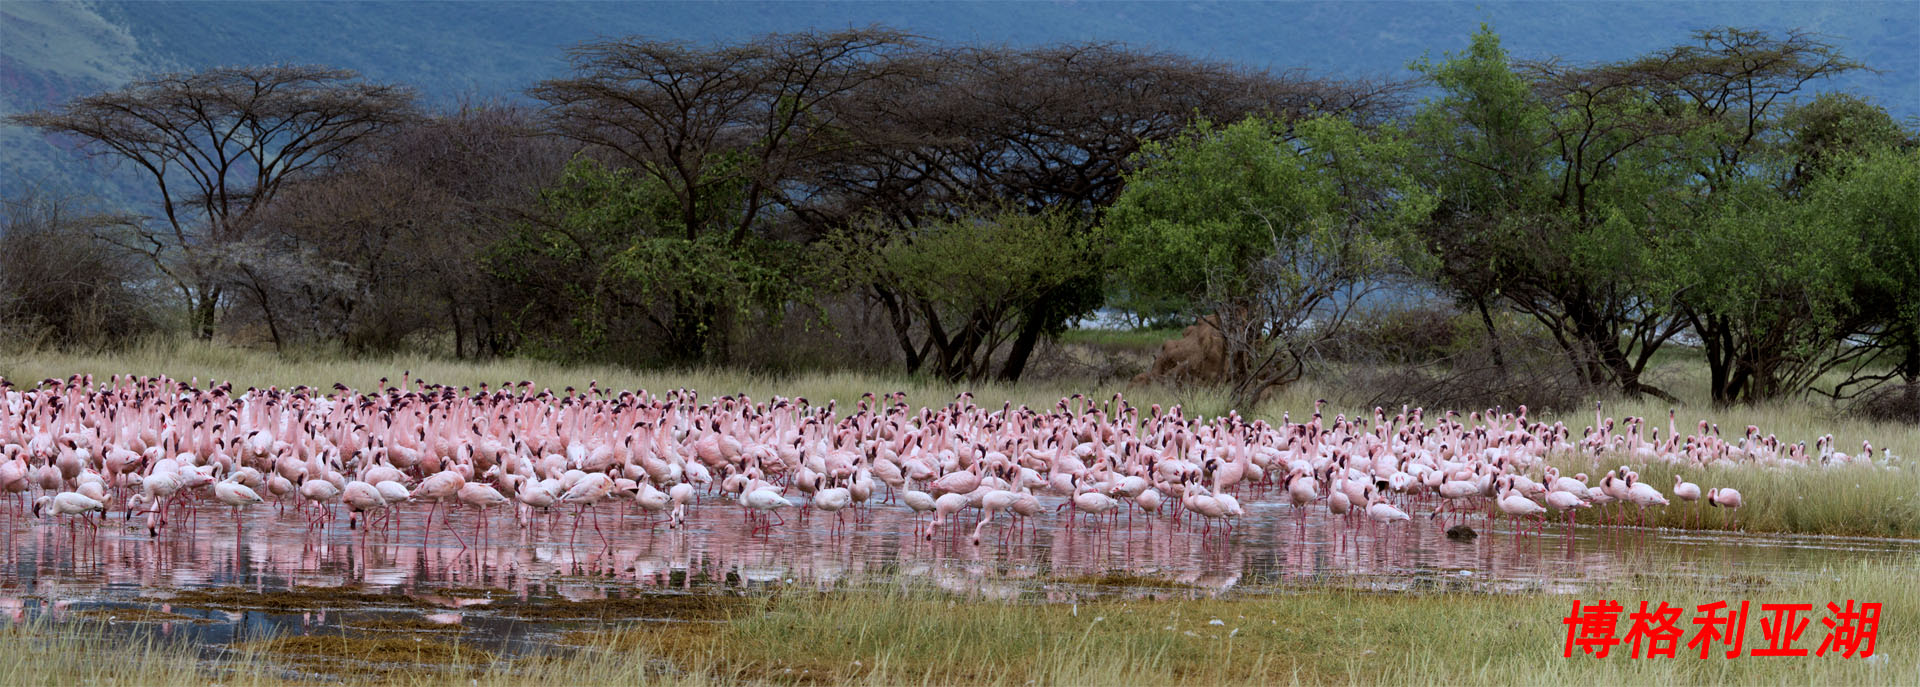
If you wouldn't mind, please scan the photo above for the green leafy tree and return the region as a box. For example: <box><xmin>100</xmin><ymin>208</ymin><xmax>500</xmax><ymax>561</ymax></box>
<box><xmin>1664</xmin><ymin>93</ymin><xmax>1908</xmax><ymax>404</ymax></box>
<box><xmin>1803</xmin><ymin>146</ymin><xmax>1920</xmax><ymax>409</ymax></box>
<box><xmin>1409</xmin><ymin>26</ymin><xmax>1553</xmax><ymax>369</ymax></box>
<box><xmin>824</xmin><ymin>206</ymin><xmax>1104</xmax><ymax>383</ymax></box>
<box><xmin>488</xmin><ymin>157</ymin><xmax>797</xmax><ymax>364</ymax></box>
<box><xmin>1104</xmin><ymin>115</ymin><xmax>1433</xmax><ymax>406</ymax></box>
<box><xmin>1780</xmin><ymin>93</ymin><xmax>1911</xmax><ymax>189</ymax></box>
<box><xmin>1412</xmin><ymin>25</ymin><xmax>1861</xmax><ymax>402</ymax></box>
<box><xmin>1667</xmin><ymin>171</ymin><xmax>1867</xmax><ymax>403</ymax></box>
<box><xmin>530</xmin><ymin>29</ymin><xmax>920</xmax><ymax>360</ymax></box>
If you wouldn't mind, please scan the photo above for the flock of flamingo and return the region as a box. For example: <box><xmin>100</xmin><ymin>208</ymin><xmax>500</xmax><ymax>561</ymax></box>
<box><xmin>0</xmin><ymin>373</ymin><xmax>1892</xmax><ymax>552</ymax></box>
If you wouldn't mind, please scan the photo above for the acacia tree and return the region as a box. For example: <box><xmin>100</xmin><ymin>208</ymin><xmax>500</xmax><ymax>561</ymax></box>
<box><xmin>1664</xmin><ymin>95</ymin><xmax>1907</xmax><ymax>404</ymax></box>
<box><xmin>1104</xmin><ymin>116</ymin><xmax>1434</xmax><ymax>407</ymax></box>
<box><xmin>820</xmin><ymin>206</ymin><xmax>1104</xmax><ymax>382</ymax></box>
<box><xmin>487</xmin><ymin>156</ymin><xmax>800</xmax><ymax>364</ymax></box>
<box><xmin>530</xmin><ymin>28</ymin><xmax>922</xmax><ymax>362</ymax></box>
<box><xmin>1629</xmin><ymin>29</ymin><xmax>1867</xmax><ymax>403</ymax></box>
<box><xmin>1668</xmin><ymin>172</ymin><xmax>1869</xmax><ymax>403</ymax></box>
<box><xmin>10</xmin><ymin>66</ymin><xmax>415</xmax><ymax>339</ymax></box>
<box><xmin>244</xmin><ymin>106</ymin><xmax>568</xmax><ymax>356</ymax></box>
<box><xmin>1412</xmin><ymin>26</ymin><xmax>1861</xmax><ymax>402</ymax></box>
<box><xmin>1409</xmin><ymin>27</ymin><xmax>1554</xmax><ymax>370</ymax></box>
<box><xmin>805</xmin><ymin>43</ymin><xmax>1400</xmax><ymax>380</ymax></box>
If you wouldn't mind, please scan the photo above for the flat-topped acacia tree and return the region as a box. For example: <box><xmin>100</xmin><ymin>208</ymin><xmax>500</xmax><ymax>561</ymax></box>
<box><xmin>529</xmin><ymin>28</ymin><xmax>922</xmax><ymax>364</ymax></box>
<box><xmin>10</xmin><ymin>65</ymin><xmax>415</xmax><ymax>339</ymax></box>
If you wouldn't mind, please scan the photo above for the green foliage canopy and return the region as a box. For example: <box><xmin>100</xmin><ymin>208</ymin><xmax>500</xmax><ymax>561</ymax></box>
<box><xmin>488</xmin><ymin>157</ymin><xmax>800</xmax><ymax>363</ymax></box>
<box><xmin>1103</xmin><ymin>114</ymin><xmax>1433</xmax><ymax>403</ymax></box>
<box><xmin>1104</xmin><ymin>115</ymin><xmax>1432</xmax><ymax>319</ymax></box>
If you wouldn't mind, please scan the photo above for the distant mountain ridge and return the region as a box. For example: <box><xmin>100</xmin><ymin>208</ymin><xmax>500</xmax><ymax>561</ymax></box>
<box><xmin>5</xmin><ymin>0</ymin><xmax>1915</xmax><ymax>205</ymax></box>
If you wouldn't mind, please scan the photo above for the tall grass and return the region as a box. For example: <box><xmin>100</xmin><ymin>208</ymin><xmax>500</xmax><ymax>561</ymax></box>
<box><xmin>0</xmin><ymin>338</ymin><xmax>1240</xmax><ymax>418</ymax></box>
<box><xmin>1549</xmin><ymin>457</ymin><xmax>1920</xmax><ymax>538</ymax></box>
<box><xmin>0</xmin><ymin>620</ymin><xmax>268</xmax><ymax>686</ymax></box>
<box><xmin>1058</xmin><ymin>327</ymin><xmax>1183</xmax><ymax>353</ymax></box>
<box><xmin>599</xmin><ymin>560</ymin><xmax>1917</xmax><ymax>685</ymax></box>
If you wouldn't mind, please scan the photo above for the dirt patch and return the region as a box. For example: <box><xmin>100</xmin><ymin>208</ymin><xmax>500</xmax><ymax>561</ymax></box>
<box><xmin>349</xmin><ymin>615</ymin><xmax>468</xmax><ymax>633</ymax></box>
<box><xmin>504</xmin><ymin>592</ymin><xmax>745</xmax><ymax>622</ymax></box>
<box><xmin>1052</xmin><ymin>572</ymin><xmax>1196</xmax><ymax>589</ymax></box>
<box><xmin>235</xmin><ymin>634</ymin><xmax>493</xmax><ymax>678</ymax></box>
<box><xmin>75</xmin><ymin>607</ymin><xmax>210</xmax><ymax>624</ymax></box>
<box><xmin>153</xmin><ymin>586</ymin><xmax>435</xmax><ymax>613</ymax></box>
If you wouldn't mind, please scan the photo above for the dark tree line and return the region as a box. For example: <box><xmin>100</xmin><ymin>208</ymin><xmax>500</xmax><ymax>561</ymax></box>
<box><xmin>8</xmin><ymin>25</ymin><xmax>1916</xmax><ymax>409</ymax></box>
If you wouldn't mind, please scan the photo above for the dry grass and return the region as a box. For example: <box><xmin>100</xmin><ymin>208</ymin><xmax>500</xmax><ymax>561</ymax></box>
<box><xmin>0</xmin><ymin>337</ymin><xmax>1236</xmax><ymax>419</ymax></box>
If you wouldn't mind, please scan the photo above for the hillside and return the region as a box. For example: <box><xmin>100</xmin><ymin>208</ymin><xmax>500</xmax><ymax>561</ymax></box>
<box><xmin>4</xmin><ymin>0</ymin><xmax>1916</xmax><ymax>206</ymax></box>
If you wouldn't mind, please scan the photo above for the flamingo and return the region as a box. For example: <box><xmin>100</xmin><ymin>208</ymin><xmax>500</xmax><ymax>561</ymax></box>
<box><xmin>1544</xmin><ymin>489</ymin><xmax>1590</xmax><ymax>530</ymax></box>
<box><xmin>1495</xmin><ymin>488</ymin><xmax>1547</xmax><ymax>534</ymax></box>
<box><xmin>740</xmin><ymin>485</ymin><xmax>794</xmax><ymax>532</ymax></box>
<box><xmin>34</xmin><ymin>492</ymin><xmax>105</xmax><ymax>547</ymax></box>
<box><xmin>1365</xmin><ymin>494</ymin><xmax>1411</xmax><ymax>524</ymax></box>
<box><xmin>1707</xmin><ymin>487</ymin><xmax>1744</xmax><ymax>529</ymax></box>
<box><xmin>1624</xmin><ymin>475</ymin><xmax>1670</xmax><ymax>527</ymax></box>
<box><xmin>454</xmin><ymin>482</ymin><xmax>509</xmax><ymax>548</ymax></box>
<box><xmin>1672</xmin><ymin>475</ymin><xmax>1702</xmax><ymax>526</ymax></box>
<box><xmin>214</xmin><ymin>479</ymin><xmax>265</xmax><ymax>533</ymax></box>
<box><xmin>924</xmin><ymin>492</ymin><xmax>969</xmax><ymax>540</ymax></box>
<box><xmin>341</xmin><ymin>480</ymin><xmax>385</xmax><ymax>531</ymax></box>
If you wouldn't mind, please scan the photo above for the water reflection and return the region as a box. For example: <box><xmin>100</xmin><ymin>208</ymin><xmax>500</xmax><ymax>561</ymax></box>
<box><xmin>4</xmin><ymin>493</ymin><xmax>1909</xmax><ymax>606</ymax></box>
<box><xmin>0</xmin><ymin>492</ymin><xmax>1911</xmax><ymax>673</ymax></box>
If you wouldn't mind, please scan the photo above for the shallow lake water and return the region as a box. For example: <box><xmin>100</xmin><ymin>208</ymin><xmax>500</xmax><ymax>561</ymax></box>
<box><xmin>1</xmin><ymin>490</ymin><xmax>1911</xmax><ymax>674</ymax></box>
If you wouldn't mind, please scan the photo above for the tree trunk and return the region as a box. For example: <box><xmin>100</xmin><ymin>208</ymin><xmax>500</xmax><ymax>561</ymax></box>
<box><xmin>1696</xmin><ymin>312</ymin><xmax>1734</xmax><ymax>405</ymax></box>
<box><xmin>996</xmin><ymin>311</ymin><xmax>1049</xmax><ymax>383</ymax></box>
<box><xmin>1475</xmin><ymin>296</ymin><xmax>1505</xmax><ymax>371</ymax></box>
<box><xmin>874</xmin><ymin>287</ymin><xmax>923</xmax><ymax>374</ymax></box>
<box><xmin>1575</xmin><ymin>304</ymin><xmax>1676</xmax><ymax>403</ymax></box>
<box><xmin>665</xmin><ymin>296</ymin><xmax>713</xmax><ymax>364</ymax></box>
<box><xmin>449</xmin><ymin>298</ymin><xmax>466</xmax><ymax>359</ymax></box>
<box><xmin>191</xmin><ymin>284</ymin><xmax>222</xmax><ymax>340</ymax></box>
<box><xmin>1902</xmin><ymin>321</ymin><xmax>1919</xmax><ymax>412</ymax></box>
<box><xmin>254</xmin><ymin>289</ymin><xmax>284</xmax><ymax>353</ymax></box>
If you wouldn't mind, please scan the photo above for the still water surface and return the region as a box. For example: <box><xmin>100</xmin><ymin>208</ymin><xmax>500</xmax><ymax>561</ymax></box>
<box><xmin>1</xmin><ymin>492</ymin><xmax>1908</xmax><ymax>669</ymax></box>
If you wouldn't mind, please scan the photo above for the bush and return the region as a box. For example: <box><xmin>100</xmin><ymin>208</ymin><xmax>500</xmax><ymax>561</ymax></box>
<box><xmin>0</xmin><ymin>192</ymin><xmax>156</xmax><ymax>348</ymax></box>
<box><xmin>1853</xmin><ymin>383</ymin><xmax>1920</xmax><ymax>424</ymax></box>
<box><xmin>1327</xmin><ymin>307</ymin><xmax>1593</xmax><ymax>412</ymax></box>
<box><xmin>1321</xmin><ymin>304</ymin><xmax>1464</xmax><ymax>364</ymax></box>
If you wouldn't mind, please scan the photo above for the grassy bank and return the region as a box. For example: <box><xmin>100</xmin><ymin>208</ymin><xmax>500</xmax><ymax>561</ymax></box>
<box><xmin>614</xmin><ymin>562</ymin><xmax>1917</xmax><ymax>685</ymax></box>
<box><xmin>1548</xmin><ymin>456</ymin><xmax>1920</xmax><ymax>538</ymax></box>
<box><xmin>5</xmin><ymin>561</ymin><xmax>1914</xmax><ymax>685</ymax></box>
<box><xmin>0</xmin><ymin>338</ymin><xmax>1239</xmax><ymax>418</ymax></box>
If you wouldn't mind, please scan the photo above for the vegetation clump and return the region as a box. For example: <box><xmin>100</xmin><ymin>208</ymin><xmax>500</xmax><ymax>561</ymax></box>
<box><xmin>73</xmin><ymin>607</ymin><xmax>209</xmax><ymax>624</ymax></box>
<box><xmin>502</xmin><ymin>592</ymin><xmax>746</xmax><ymax>622</ymax></box>
<box><xmin>234</xmin><ymin>634</ymin><xmax>492</xmax><ymax>678</ymax></box>
<box><xmin>155</xmin><ymin>586</ymin><xmax>438</xmax><ymax>613</ymax></box>
<box><xmin>1052</xmin><ymin>572</ymin><xmax>1199</xmax><ymax>589</ymax></box>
